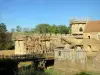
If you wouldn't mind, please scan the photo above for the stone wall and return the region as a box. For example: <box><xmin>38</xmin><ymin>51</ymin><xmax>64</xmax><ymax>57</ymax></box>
<box><xmin>54</xmin><ymin>60</ymin><xmax>86</xmax><ymax>74</ymax></box>
<box><xmin>54</xmin><ymin>55</ymin><xmax>100</xmax><ymax>74</ymax></box>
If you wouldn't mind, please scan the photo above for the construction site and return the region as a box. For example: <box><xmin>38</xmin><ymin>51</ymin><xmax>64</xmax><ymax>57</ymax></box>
<box><xmin>1</xmin><ymin>18</ymin><xmax>100</xmax><ymax>75</ymax></box>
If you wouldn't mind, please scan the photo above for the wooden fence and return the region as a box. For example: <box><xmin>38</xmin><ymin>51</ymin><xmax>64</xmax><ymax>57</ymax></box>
<box><xmin>55</xmin><ymin>49</ymin><xmax>87</xmax><ymax>63</ymax></box>
<box><xmin>0</xmin><ymin>53</ymin><xmax>54</xmax><ymax>61</ymax></box>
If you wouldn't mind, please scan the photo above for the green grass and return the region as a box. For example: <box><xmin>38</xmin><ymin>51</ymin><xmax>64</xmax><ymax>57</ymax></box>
<box><xmin>75</xmin><ymin>71</ymin><xmax>100</xmax><ymax>75</ymax></box>
<box><xmin>87</xmin><ymin>71</ymin><xmax>100</xmax><ymax>75</ymax></box>
<box><xmin>45</xmin><ymin>67</ymin><xmax>100</xmax><ymax>75</ymax></box>
<box><xmin>45</xmin><ymin>67</ymin><xmax>62</xmax><ymax>75</ymax></box>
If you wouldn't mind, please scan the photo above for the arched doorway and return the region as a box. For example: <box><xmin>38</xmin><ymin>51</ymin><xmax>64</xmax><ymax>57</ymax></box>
<box><xmin>87</xmin><ymin>45</ymin><xmax>91</xmax><ymax>52</ymax></box>
<box><xmin>88</xmin><ymin>36</ymin><xmax>90</xmax><ymax>39</ymax></box>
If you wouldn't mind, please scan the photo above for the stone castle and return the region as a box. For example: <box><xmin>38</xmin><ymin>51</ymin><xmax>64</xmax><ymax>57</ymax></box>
<box><xmin>14</xmin><ymin>18</ymin><xmax>100</xmax><ymax>73</ymax></box>
<box><xmin>14</xmin><ymin>18</ymin><xmax>100</xmax><ymax>56</ymax></box>
<box><xmin>54</xmin><ymin>19</ymin><xmax>100</xmax><ymax>74</ymax></box>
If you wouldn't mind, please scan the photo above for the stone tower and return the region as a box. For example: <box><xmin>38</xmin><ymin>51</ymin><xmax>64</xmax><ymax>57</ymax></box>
<box><xmin>70</xmin><ymin>17</ymin><xmax>91</xmax><ymax>36</ymax></box>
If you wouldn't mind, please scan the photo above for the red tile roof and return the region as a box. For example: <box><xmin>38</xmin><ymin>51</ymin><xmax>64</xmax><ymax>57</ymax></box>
<box><xmin>84</xmin><ymin>20</ymin><xmax>100</xmax><ymax>33</ymax></box>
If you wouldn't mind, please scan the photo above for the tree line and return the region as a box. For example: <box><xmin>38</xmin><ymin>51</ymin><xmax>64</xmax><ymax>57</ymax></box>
<box><xmin>0</xmin><ymin>23</ymin><xmax>14</xmax><ymax>50</ymax></box>
<box><xmin>11</xmin><ymin>24</ymin><xmax>70</xmax><ymax>34</ymax></box>
<box><xmin>0</xmin><ymin>23</ymin><xmax>70</xmax><ymax>50</ymax></box>
<box><xmin>0</xmin><ymin>23</ymin><xmax>70</xmax><ymax>34</ymax></box>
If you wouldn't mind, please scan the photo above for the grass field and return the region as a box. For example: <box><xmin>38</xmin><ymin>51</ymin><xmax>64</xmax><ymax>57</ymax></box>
<box><xmin>45</xmin><ymin>68</ymin><xmax>100</xmax><ymax>75</ymax></box>
<box><xmin>86</xmin><ymin>71</ymin><xmax>100</xmax><ymax>75</ymax></box>
<box><xmin>45</xmin><ymin>67</ymin><xmax>63</xmax><ymax>75</ymax></box>
<box><xmin>18</xmin><ymin>61</ymin><xmax>33</xmax><ymax>68</ymax></box>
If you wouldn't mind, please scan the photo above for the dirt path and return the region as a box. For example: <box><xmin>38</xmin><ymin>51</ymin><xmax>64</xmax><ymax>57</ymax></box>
<box><xmin>0</xmin><ymin>50</ymin><xmax>15</xmax><ymax>55</ymax></box>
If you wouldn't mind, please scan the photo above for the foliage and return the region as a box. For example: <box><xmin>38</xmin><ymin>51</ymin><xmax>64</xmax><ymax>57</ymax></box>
<box><xmin>11</xmin><ymin>28</ymin><xmax>15</xmax><ymax>33</ymax></box>
<box><xmin>19</xmin><ymin>67</ymin><xmax>51</xmax><ymax>75</ymax></box>
<box><xmin>34</xmin><ymin>24</ymin><xmax>50</xmax><ymax>34</ymax></box>
<box><xmin>0</xmin><ymin>23</ymin><xmax>13</xmax><ymax>50</ymax></box>
<box><xmin>16</xmin><ymin>25</ymin><xmax>22</xmax><ymax>32</ymax></box>
<box><xmin>23</xmin><ymin>28</ymin><xmax>31</xmax><ymax>33</ymax></box>
<box><xmin>11</xmin><ymin>23</ymin><xmax>70</xmax><ymax>34</ymax></box>
<box><xmin>34</xmin><ymin>24</ymin><xmax>70</xmax><ymax>34</ymax></box>
<box><xmin>75</xmin><ymin>72</ymin><xmax>90</xmax><ymax>75</ymax></box>
<box><xmin>30</xmin><ymin>28</ymin><xmax>35</xmax><ymax>33</ymax></box>
<box><xmin>75</xmin><ymin>71</ymin><xmax>100</xmax><ymax>75</ymax></box>
<box><xmin>0</xmin><ymin>23</ymin><xmax>7</xmax><ymax>32</ymax></box>
<box><xmin>0</xmin><ymin>32</ymin><xmax>14</xmax><ymax>50</ymax></box>
<box><xmin>19</xmin><ymin>66</ymin><xmax>61</xmax><ymax>75</ymax></box>
<box><xmin>58</xmin><ymin>25</ymin><xmax>69</xmax><ymax>34</ymax></box>
<box><xmin>45</xmin><ymin>68</ymin><xmax>62</xmax><ymax>75</ymax></box>
<box><xmin>5</xmin><ymin>42</ymin><xmax>14</xmax><ymax>50</ymax></box>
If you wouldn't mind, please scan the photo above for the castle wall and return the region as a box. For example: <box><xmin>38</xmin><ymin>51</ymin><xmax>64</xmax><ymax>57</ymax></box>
<box><xmin>54</xmin><ymin>60</ymin><xmax>86</xmax><ymax>74</ymax></box>
<box><xmin>83</xmin><ymin>32</ymin><xmax>100</xmax><ymax>53</ymax></box>
<box><xmin>54</xmin><ymin>57</ymin><xmax>100</xmax><ymax>74</ymax></box>
<box><xmin>84</xmin><ymin>32</ymin><xmax>100</xmax><ymax>40</ymax></box>
<box><xmin>76</xmin><ymin>38</ymin><xmax>83</xmax><ymax>44</ymax></box>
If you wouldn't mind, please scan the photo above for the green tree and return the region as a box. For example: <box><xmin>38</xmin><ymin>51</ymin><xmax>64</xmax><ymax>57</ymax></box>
<box><xmin>0</xmin><ymin>33</ymin><xmax>13</xmax><ymax>50</ymax></box>
<box><xmin>23</xmin><ymin>28</ymin><xmax>31</xmax><ymax>33</ymax></box>
<box><xmin>11</xmin><ymin>28</ymin><xmax>15</xmax><ymax>33</ymax></box>
<box><xmin>67</xmin><ymin>26</ymin><xmax>70</xmax><ymax>34</ymax></box>
<box><xmin>58</xmin><ymin>25</ymin><xmax>69</xmax><ymax>34</ymax></box>
<box><xmin>55</xmin><ymin>27</ymin><xmax>59</xmax><ymax>34</ymax></box>
<box><xmin>31</xmin><ymin>28</ymin><xmax>35</xmax><ymax>33</ymax></box>
<box><xmin>0</xmin><ymin>23</ymin><xmax>7</xmax><ymax>32</ymax></box>
<box><xmin>16</xmin><ymin>25</ymin><xmax>22</xmax><ymax>32</ymax></box>
<box><xmin>51</xmin><ymin>25</ymin><xmax>57</xmax><ymax>34</ymax></box>
<box><xmin>35</xmin><ymin>24</ymin><xmax>50</xmax><ymax>34</ymax></box>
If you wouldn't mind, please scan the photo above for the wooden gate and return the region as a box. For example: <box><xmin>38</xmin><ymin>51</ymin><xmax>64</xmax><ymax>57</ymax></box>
<box><xmin>65</xmin><ymin>49</ymin><xmax>87</xmax><ymax>63</ymax></box>
<box><xmin>55</xmin><ymin>48</ymin><xmax>87</xmax><ymax>64</ymax></box>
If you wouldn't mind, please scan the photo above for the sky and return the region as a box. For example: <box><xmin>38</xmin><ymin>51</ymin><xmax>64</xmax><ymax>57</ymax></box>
<box><xmin>0</xmin><ymin>0</ymin><xmax>100</xmax><ymax>30</ymax></box>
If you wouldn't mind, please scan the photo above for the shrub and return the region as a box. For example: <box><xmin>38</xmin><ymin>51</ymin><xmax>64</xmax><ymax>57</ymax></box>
<box><xmin>75</xmin><ymin>72</ymin><xmax>90</xmax><ymax>75</ymax></box>
<box><xmin>0</xmin><ymin>32</ymin><xmax>14</xmax><ymax>50</ymax></box>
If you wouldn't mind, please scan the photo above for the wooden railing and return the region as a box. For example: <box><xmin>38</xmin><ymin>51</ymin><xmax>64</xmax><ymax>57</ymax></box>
<box><xmin>0</xmin><ymin>53</ymin><xmax>54</xmax><ymax>61</ymax></box>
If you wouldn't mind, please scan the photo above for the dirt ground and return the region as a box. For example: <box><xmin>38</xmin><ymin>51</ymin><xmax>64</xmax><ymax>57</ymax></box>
<box><xmin>0</xmin><ymin>50</ymin><xmax>15</xmax><ymax>55</ymax></box>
